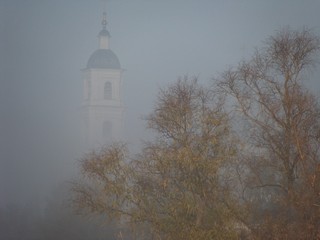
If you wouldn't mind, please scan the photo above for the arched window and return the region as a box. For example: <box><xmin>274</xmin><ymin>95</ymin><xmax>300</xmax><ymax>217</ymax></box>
<box><xmin>104</xmin><ymin>82</ymin><xmax>112</xmax><ymax>99</ymax></box>
<box><xmin>103</xmin><ymin>121</ymin><xmax>112</xmax><ymax>141</ymax></box>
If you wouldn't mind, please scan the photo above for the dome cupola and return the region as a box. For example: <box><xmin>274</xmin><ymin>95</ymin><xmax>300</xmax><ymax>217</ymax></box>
<box><xmin>86</xmin><ymin>10</ymin><xmax>121</xmax><ymax>69</ymax></box>
<box><xmin>87</xmin><ymin>49</ymin><xmax>121</xmax><ymax>69</ymax></box>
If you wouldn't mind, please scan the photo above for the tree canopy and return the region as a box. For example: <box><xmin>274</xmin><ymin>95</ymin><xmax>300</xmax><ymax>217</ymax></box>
<box><xmin>218</xmin><ymin>28</ymin><xmax>320</xmax><ymax>239</ymax></box>
<box><xmin>73</xmin><ymin>28</ymin><xmax>320</xmax><ymax>240</ymax></box>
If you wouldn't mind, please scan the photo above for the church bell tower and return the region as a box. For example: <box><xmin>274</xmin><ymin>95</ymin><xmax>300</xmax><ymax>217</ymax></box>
<box><xmin>82</xmin><ymin>10</ymin><xmax>124</xmax><ymax>149</ymax></box>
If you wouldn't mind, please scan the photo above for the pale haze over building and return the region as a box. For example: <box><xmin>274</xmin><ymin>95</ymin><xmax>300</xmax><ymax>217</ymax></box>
<box><xmin>82</xmin><ymin>10</ymin><xmax>124</xmax><ymax>150</ymax></box>
<box><xmin>0</xmin><ymin>0</ymin><xmax>319</xmax><ymax>207</ymax></box>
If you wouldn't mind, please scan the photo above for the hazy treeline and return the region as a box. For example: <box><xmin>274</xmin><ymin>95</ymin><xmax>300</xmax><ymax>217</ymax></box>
<box><xmin>0</xmin><ymin>184</ymin><xmax>120</xmax><ymax>240</ymax></box>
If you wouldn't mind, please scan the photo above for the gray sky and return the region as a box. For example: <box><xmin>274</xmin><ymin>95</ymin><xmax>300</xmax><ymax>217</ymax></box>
<box><xmin>1</xmin><ymin>0</ymin><xmax>320</xmax><ymax>205</ymax></box>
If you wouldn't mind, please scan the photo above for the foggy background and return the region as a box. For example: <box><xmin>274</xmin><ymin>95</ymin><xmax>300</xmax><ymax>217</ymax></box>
<box><xmin>1</xmin><ymin>0</ymin><xmax>320</xmax><ymax>209</ymax></box>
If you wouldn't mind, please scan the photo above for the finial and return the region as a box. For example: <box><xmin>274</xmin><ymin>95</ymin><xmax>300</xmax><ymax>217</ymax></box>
<box><xmin>99</xmin><ymin>0</ymin><xmax>110</xmax><ymax>49</ymax></box>
<box><xmin>102</xmin><ymin>11</ymin><xmax>107</xmax><ymax>29</ymax></box>
<box><xmin>101</xmin><ymin>0</ymin><xmax>108</xmax><ymax>29</ymax></box>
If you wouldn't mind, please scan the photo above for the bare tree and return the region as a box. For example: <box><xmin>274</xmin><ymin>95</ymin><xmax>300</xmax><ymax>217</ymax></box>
<box><xmin>72</xmin><ymin>77</ymin><xmax>243</xmax><ymax>239</ymax></box>
<box><xmin>218</xmin><ymin>28</ymin><xmax>320</xmax><ymax>239</ymax></box>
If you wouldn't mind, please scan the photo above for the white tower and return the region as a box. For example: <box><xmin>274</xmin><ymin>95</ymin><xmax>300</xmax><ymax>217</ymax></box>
<box><xmin>82</xmin><ymin>10</ymin><xmax>124</xmax><ymax>150</ymax></box>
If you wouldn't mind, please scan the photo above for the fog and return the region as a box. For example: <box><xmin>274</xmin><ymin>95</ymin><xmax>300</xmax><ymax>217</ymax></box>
<box><xmin>1</xmin><ymin>0</ymin><xmax>320</xmax><ymax>238</ymax></box>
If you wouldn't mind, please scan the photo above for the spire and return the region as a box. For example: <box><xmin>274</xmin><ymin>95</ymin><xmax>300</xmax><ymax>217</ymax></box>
<box><xmin>101</xmin><ymin>0</ymin><xmax>108</xmax><ymax>29</ymax></box>
<box><xmin>102</xmin><ymin>11</ymin><xmax>107</xmax><ymax>30</ymax></box>
<box><xmin>98</xmin><ymin>3</ymin><xmax>110</xmax><ymax>49</ymax></box>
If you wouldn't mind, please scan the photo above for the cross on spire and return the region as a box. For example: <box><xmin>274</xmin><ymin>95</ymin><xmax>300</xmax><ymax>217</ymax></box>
<box><xmin>102</xmin><ymin>11</ymin><xmax>107</xmax><ymax>29</ymax></box>
<box><xmin>101</xmin><ymin>0</ymin><xmax>108</xmax><ymax>29</ymax></box>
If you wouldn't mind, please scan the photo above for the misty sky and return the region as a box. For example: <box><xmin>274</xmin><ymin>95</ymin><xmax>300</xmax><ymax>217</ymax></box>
<box><xmin>1</xmin><ymin>0</ymin><xmax>320</xmax><ymax>206</ymax></box>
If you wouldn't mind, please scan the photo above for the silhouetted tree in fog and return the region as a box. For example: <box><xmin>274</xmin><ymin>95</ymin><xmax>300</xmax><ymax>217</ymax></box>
<box><xmin>72</xmin><ymin>78</ymin><xmax>243</xmax><ymax>239</ymax></box>
<box><xmin>218</xmin><ymin>28</ymin><xmax>320</xmax><ymax>239</ymax></box>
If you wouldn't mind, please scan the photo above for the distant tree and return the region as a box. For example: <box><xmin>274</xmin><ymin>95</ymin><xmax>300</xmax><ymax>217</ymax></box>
<box><xmin>0</xmin><ymin>204</ymin><xmax>41</xmax><ymax>240</ymax></box>
<box><xmin>39</xmin><ymin>185</ymin><xmax>118</xmax><ymax>240</ymax></box>
<box><xmin>217</xmin><ymin>28</ymin><xmax>320</xmax><ymax>239</ymax></box>
<box><xmin>0</xmin><ymin>187</ymin><xmax>119</xmax><ymax>240</ymax></box>
<box><xmin>72</xmin><ymin>78</ymin><xmax>243</xmax><ymax>239</ymax></box>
